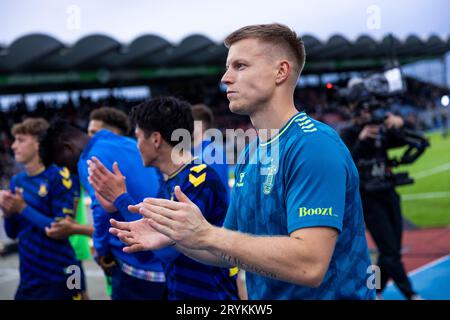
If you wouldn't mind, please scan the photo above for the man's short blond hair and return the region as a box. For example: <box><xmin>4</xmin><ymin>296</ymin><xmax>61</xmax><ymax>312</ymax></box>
<box><xmin>224</xmin><ymin>23</ymin><xmax>306</xmax><ymax>80</ymax></box>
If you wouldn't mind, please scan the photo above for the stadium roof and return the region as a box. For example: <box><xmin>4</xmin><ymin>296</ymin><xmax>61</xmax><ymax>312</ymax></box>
<box><xmin>0</xmin><ymin>33</ymin><xmax>449</xmax><ymax>93</ymax></box>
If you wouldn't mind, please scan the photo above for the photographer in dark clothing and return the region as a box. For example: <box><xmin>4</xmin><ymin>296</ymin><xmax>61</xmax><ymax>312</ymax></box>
<box><xmin>341</xmin><ymin>110</ymin><xmax>421</xmax><ymax>300</ymax></box>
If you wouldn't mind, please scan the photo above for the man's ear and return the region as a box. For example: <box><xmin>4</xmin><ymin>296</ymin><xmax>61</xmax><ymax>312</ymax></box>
<box><xmin>275</xmin><ymin>60</ymin><xmax>291</xmax><ymax>85</ymax></box>
<box><xmin>62</xmin><ymin>141</ymin><xmax>75</xmax><ymax>154</ymax></box>
<box><xmin>152</xmin><ymin>132</ymin><xmax>162</xmax><ymax>149</ymax></box>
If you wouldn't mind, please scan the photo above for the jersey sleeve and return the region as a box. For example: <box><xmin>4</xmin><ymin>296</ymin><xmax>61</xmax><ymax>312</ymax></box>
<box><xmin>15</xmin><ymin>167</ymin><xmax>76</xmax><ymax>231</ymax></box>
<box><xmin>285</xmin><ymin>133</ymin><xmax>347</xmax><ymax>234</ymax></box>
<box><xmin>48</xmin><ymin>167</ymin><xmax>78</xmax><ymax>220</ymax></box>
<box><xmin>182</xmin><ymin>165</ymin><xmax>228</xmax><ymax>227</ymax></box>
<box><xmin>20</xmin><ymin>206</ymin><xmax>53</xmax><ymax>230</ymax></box>
<box><xmin>3</xmin><ymin>215</ymin><xmax>21</xmax><ymax>239</ymax></box>
<box><xmin>112</xmin><ymin>192</ymin><xmax>145</xmax><ymax>222</ymax></box>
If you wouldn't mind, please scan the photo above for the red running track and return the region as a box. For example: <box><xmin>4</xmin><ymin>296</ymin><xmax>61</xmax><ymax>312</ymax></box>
<box><xmin>366</xmin><ymin>227</ymin><xmax>450</xmax><ymax>272</ymax></box>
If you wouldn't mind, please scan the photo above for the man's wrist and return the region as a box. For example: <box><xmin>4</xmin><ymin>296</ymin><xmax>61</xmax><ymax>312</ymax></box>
<box><xmin>113</xmin><ymin>189</ymin><xmax>127</xmax><ymax>202</ymax></box>
<box><xmin>71</xmin><ymin>223</ymin><xmax>84</xmax><ymax>235</ymax></box>
<box><xmin>17</xmin><ymin>204</ymin><xmax>27</xmax><ymax>214</ymax></box>
<box><xmin>74</xmin><ymin>224</ymin><xmax>94</xmax><ymax>236</ymax></box>
<box><xmin>202</xmin><ymin>225</ymin><xmax>226</xmax><ymax>251</ymax></box>
<box><xmin>113</xmin><ymin>192</ymin><xmax>127</xmax><ymax>203</ymax></box>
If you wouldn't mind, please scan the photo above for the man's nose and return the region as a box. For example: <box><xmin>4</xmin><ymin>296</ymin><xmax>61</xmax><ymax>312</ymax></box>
<box><xmin>221</xmin><ymin>69</ymin><xmax>234</xmax><ymax>85</ymax></box>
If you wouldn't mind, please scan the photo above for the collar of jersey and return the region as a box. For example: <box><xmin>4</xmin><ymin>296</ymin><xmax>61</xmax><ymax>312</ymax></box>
<box><xmin>27</xmin><ymin>165</ymin><xmax>46</xmax><ymax>177</ymax></box>
<box><xmin>167</xmin><ymin>157</ymin><xmax>199</xmax><ymax>180</ymax></box>
<box><xmin>259</xmin><ymin>111</ymin><xmax>306</xmax><ymax>147</ymax></box>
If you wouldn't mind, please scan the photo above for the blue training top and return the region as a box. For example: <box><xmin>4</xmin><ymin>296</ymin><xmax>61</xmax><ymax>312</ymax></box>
<box><xmin>223</xmin><ymin>112</ymin><xmax>375</xmax><ymax>300</ymax></box>
<box><xmin>4</xmin><ymin>165</ymin><xmax>81</xmax><ymax>288</ymax></box>
<box><xmin>77</xmin><ymin>129</ymin><xmax>164</xmax><ymax>273</ymax></box>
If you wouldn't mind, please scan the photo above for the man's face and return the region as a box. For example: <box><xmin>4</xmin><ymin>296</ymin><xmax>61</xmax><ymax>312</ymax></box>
<box><xmin>87</xmin><ymin>120</ymin><xmax>104</xmax><ymax>137</ymax></box>
<box><xmin>11</xmin><ymin>134</ymin><xmax>39</xmax><ymax>164</ymax></box>
<box><xmin>135</xmin><ymin>126</ymin><xmax>158</xmax><ymax>167</ymax></box>
<box><xmin>221</xmin><ymin>38</ymin><xmax>278</xmax><ymax>115</ymax></box>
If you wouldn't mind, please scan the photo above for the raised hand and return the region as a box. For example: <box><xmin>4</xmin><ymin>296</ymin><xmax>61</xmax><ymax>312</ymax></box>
<box><xmin>0</xmin><ymin>188</ymin><xmax>26</xmax><ymax>214</ymax></box>
<box><xmin>45</xmin><ymin>216</ymin><xmax>77</xmax><ymax>239</ymax></box>
<box><xmin>131</xmin><ymin>186</ymin><xmax>213</xmax><ymax>250</ymax></box>
<box><xmin>87</xmin><ymin>157</ymin><xmax>126</xmax><ymax>203</ymax></box>
<box><xmin>109</xmin><ymin>218</ymin><xmax>174</xmax><ymax>253</ymax></box>
<box><xmin>0</xmin><ymin>190</ymin><xmax>15</xmax><ymax>217</ymax></box>
<box><xmin>95</xmin><ymin>191</ymin><xmax>117</xmax><ymax>213</ymax></box>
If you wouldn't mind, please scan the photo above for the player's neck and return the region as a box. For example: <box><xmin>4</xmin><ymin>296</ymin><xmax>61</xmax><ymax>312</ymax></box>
<box><xmin>159</xmin><ymin>148</ymin><xmax>193</xmax><ymax>177</ymax></box>
<box><xmin>24</xmin><ymin>156</ymin><xmax>45</xmax><ymax>176</ymax></box>
<box><xmin>250</xmin><ymin>99</ymin><xmax>298</xmax><ymax>142</ymax></box>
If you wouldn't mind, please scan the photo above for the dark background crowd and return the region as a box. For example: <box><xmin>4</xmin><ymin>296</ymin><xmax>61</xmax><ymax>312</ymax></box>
<box><xmin>0</xmin><ymin>76</ymin><xmax>448</xmax><ymax>188</ymax></box>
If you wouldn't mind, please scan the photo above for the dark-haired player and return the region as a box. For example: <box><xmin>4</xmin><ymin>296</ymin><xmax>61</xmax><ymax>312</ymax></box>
<box><xmin>90</xmin><ymin>97</ymin><xmax>239</xmax><ymax>300</ymax></box>
<box><xmin>88</xmin><ymin>107</ymin><xmax>130</xmax><ymax>137</ymax></box>
<box><xmin>110</xmin><ymin>24</ymin><xmax>375</xmax><ymax>300</ymax></box>
<box><xmin>39</xmin><ymin>120</ymin><xmax>165</xmax><ymax>300</ymax></box>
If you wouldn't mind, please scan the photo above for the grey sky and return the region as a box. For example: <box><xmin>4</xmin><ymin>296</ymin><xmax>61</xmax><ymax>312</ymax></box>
<box><xmin>0</xmin><ymin>0</ymin><xmax>449</xmax><ymax>46</ymax></box>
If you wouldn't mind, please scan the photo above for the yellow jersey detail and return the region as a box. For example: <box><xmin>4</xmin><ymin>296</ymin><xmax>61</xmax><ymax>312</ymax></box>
<box><xmin>72</xmin><ymin>293</ymin><xmax>82</xmax><ymax>300</ymax></box>
<box><xmin>62</xmin><ymin>208</ymin><xmax>74</xmax><ymax>215</ymax></box>
<box><xmin>38</xmin><ymin>183</ymin><xmax>48</xmax><ymax>197</ymax></box>
<box><xmin>59</xmin><ymin>167</ymin><xmax>71</xmax><ymax>179</ymax></box>
<box><xmin>190</xmin><ymin>164</ymin><xmax>207</xmax><ymax>174</ymax></box>
<box><xmin>229</xmin><ymin>267</ymin><xmax>239</xmax><ymax>277</ymax></box>
<box><xmin>189</xmin><ymin>172</ymin><xmax>206</xmax><ymax>187</ymax></box>
<box><xmin>62</xmin><ymin>178</ymin><xmax>72</xmax><ymax>189</ymax></box>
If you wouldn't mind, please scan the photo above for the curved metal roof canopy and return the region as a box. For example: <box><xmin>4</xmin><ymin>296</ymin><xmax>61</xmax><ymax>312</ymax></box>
<box><xmin>0</xmin><ymin>33</ymin><xmax>448</xmax><ymax>92</ymax></box>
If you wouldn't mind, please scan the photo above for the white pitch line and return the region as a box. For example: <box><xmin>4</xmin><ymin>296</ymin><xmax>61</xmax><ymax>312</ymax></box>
<box><xmin>413</xmin><ymin>163</ymin><xmax>450</xmax><ymax>179</ymax></box>
<box><xmin>402</xmin><ymin>191</ymin><xmax>450</xmax><ymax>201</ymax></box>
<box><xmin>382</xmin><ymin>253</ymin><xmax>450</xmax><ymax>290</ymax></box>
<box><xmin>408</xmin><ymin>254</ymin><xmax>450</xmax><ymax>277</ymax></box>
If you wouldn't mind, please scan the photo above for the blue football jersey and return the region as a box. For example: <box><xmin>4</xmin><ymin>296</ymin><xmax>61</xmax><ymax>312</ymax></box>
<box><xmin>224</xmin><ymin>112</ymin><xmax>375</xmax><ymax>300</ymax></box>
<box><xmin>4</xmin><ymin>165</ymin><xmax>81</xmax><ymax>288</ymax></box>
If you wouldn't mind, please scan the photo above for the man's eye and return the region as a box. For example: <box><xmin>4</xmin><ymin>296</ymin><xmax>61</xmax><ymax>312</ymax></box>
<box><xmin>236</xmin><ymin>63</ymin><xmax>246</xmax><ymax>70</ymax></box>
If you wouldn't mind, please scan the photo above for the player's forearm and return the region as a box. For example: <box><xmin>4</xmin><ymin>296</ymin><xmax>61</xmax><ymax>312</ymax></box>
<box><xmin>20</xmin><ymin>206</ymin><xmax>53</xmax><ymax>230</ymax></box>
<box><xmin>175</xmin><ymin>244</ymin><xmax>234</xmax><ymax>268</ymax></box>
<box><xmin>204</xmin><ymin>227</ymin><xmax>325</xmax><ymax>287</ymax></box>
<box><xmin>113</xmin><ymin>192</ymin><xmax>140</xmax><ymax>220</ymax></box>
<box><xmin>72</xmin><ymin>224</ymin><xmax>94</xmax><ymax>237</ymax></box>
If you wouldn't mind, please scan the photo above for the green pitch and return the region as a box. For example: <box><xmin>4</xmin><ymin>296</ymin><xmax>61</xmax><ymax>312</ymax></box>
<box><xmin>389</xmin><ymin>131</ymin><xmax>450</xmax><ymax>228</ymax></box>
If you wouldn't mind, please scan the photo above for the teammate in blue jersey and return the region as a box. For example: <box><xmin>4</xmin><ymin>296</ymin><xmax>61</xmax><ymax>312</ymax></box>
<box><xmin>110</xmin><ymin>24</ymin><xmax>375</xmax><ymax>300</ymax></box>
<box><xmin>39</xmin><ymin>121</ymin><xmax>166</xmax><ymax>300</ymax></box>
<box><xmin>89</xmin><ymin>97</ymin><xmax>239</xmax><ymax>300</ymax></box>
<box><xmin>44</xmin><ymin>107</ymin><xmax>131</xmax><ymax>299</ymax></box>
<box><xmin>191</xmin><ymin>104</ymin><xmax>230</xmax><ymax>197</ymax></box>
<box><xmin>0</xmin><ymin>118</ymin><xmax>83</xmax><ymax>300</ymax></box>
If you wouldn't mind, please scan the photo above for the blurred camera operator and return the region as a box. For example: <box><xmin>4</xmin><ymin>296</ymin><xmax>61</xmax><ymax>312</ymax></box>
<box><xmin>341</xmin><ymin>108</ymin><xmax>422</xmax><ymax>300</ymax></box>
